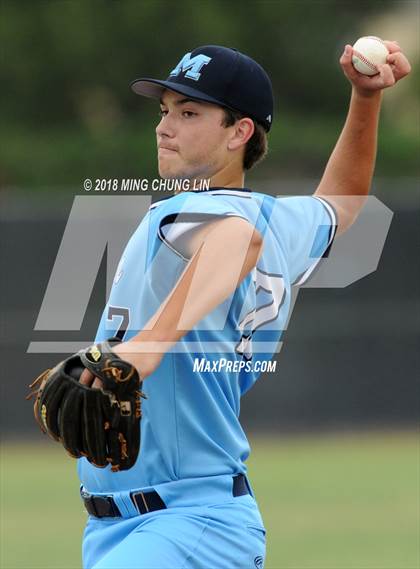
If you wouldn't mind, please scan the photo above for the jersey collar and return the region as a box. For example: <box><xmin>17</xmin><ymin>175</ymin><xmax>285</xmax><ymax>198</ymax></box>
<box><xmin>150</xmin><ymin>186</ymin><xmax>252</xmax><ymax>208</ymax></box>
<box><xmin>201</xmin><ymin>186</ymin><xmax>252</xmax><ymax>193</ymax></box>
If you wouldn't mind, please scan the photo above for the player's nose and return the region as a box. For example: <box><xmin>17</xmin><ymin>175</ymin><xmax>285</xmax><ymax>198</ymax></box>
<box><xmin>156</xmin><ymin>114</ymin><xmax>176</xmax><ymax>138</ymax></box>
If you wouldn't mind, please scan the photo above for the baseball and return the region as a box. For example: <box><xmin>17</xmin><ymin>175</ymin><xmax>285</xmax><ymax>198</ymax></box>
<box><xmin>352</xmin><ymin>36</ymin><xmax>389</xmax><ymax>76</ymax></box>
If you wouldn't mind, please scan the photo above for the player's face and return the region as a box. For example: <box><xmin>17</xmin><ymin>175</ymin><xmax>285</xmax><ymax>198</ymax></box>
<box><xmin>156</xmin><ymin>90</ymin><xmax>235</xmax><ymax>181</ymax></box>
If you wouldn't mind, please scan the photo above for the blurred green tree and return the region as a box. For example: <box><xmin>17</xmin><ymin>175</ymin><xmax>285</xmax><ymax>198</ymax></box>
<box><xmin>0</xmin><ymin>0</ymin><xmax>417</xmax><ymax>188</ymax></box>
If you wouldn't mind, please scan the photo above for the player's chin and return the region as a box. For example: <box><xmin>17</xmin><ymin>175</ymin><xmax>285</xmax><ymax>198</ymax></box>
<box><xmin>158</xmin><ymin>158</ymin><xmax>177</xmax><ymax>179</ymax></box>
<box><xmin>158</xmin><ymin>167</ymin><xmax>177</xmax><ymax>179</ymax></box>
<box><xmin>158</xmin><ymin>161</ymin><xmax>189</xmax><ymax>180</ymax></box>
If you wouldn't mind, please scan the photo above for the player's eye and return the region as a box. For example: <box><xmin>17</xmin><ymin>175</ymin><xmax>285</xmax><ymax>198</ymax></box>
<box><xmin>182</xmin><ymin>111</ymin><xmax>197</xmax><ymax>118</ymax></box>
<box><xmin>159</xmin><ymin>109</ymin><xmax>168</xmax><ymax>118</ymax></box>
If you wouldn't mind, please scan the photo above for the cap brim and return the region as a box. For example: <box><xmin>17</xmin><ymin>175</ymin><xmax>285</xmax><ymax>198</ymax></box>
<box><xmin>130</xmin><ymin>78</ymin><xmax>230</xmax><ymax>108</ymax></box>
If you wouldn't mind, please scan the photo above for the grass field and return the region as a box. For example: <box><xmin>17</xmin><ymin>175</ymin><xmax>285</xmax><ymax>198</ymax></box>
<box><xmin>1</xmin><ymin>431</ymin><xmax>418</xmax><ymax>569</ymax></box>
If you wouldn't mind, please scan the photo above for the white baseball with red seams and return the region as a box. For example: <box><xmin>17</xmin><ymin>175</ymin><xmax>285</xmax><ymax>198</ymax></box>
<box><xmin>351</xmin><ymin>36</ymin><xmax>389</xmax><ymax>76</ymax></box>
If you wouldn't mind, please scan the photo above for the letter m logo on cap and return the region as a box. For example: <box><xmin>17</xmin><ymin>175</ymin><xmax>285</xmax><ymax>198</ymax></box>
<box><xmin>169</xmin><ymin>52</ymin><xmax>212</xmax><ymax>81</ymax></box>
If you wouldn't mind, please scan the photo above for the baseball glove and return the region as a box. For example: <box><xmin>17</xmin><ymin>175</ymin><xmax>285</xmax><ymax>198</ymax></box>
<box><xmin>27</xmin><ymin>338</ymin><xmax>146</xmax><ymax>472</ymax></box>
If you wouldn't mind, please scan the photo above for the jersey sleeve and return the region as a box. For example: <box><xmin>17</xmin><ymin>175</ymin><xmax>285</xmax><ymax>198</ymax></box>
<box><xmin>156</xmin><ymin>193</ymin><xmax>251</xmax><ymax>260</ymax></box>
<box><xmin>269</xmin><ymin>195</ymin><xmax>337</xmax><ymax>285</ymax></box>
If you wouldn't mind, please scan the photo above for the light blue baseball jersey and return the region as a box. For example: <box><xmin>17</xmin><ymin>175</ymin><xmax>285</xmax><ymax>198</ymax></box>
<box><xmin>78</xmin><ymin>187</ymin><xmax>336</xmax><ymax>493</ymax></box>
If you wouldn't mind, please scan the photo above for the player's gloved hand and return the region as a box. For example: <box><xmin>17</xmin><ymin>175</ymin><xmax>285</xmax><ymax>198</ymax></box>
<box><xmin>340</xmin><ymin>40</ymin><xmax>411</xmax><ymax>95</ymax></box>
<box><xmin>27</xmin><ymin>338</ymin><xmax>147</xmax><ymax>472</ymax></box>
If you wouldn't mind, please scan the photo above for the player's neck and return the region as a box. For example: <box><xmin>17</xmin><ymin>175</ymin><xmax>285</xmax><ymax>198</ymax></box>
<box><xmin>174</xmin><ymin>164</ymin><xmax>245</xmax><ymax>195</ymax></box>
<box><xmin>208</xmin><ymin>158</ymin><xmax>244</xmax><ymax>190</ymax></box>
<box><xmin>208</xmin><ymin>169</ymin><xmax>244</xmax><ymax>190</ymax></box>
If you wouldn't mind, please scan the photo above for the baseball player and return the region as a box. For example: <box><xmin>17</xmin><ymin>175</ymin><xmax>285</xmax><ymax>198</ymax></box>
<box><xmin>30</xmin><ymin>44</ymin><xmax>410</xmax><ymax>568</ymax></box>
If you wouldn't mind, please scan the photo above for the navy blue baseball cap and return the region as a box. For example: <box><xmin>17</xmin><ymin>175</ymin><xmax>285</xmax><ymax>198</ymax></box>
<box><xmin>131</xmin><ymin>45</ymin><xmax>274</xmax><ymax>132</ymax></box>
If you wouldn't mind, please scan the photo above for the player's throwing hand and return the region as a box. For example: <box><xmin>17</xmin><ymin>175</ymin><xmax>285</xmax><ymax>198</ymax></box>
<box><xmin>340</xmin><ymin>40</ymin><xmax>411</xmax><ymax>95</ymax></box>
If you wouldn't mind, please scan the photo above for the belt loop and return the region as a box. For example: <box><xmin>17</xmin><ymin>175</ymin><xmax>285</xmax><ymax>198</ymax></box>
<box><xmin>112</xmin><ymin>493</ymin><xmax>136</xmax><ymax>518</ymax></box>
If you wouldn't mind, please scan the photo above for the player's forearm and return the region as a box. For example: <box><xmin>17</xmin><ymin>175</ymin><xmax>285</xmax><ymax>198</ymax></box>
<box><xmin>316</xmin><ymin>88</ymin><xmax>382</xmax><ymax>199</ymax></box>
<box><xmin>115</xmin><ymin>219</ymin><xmax>263</xmax><ymax>377</ymax></box>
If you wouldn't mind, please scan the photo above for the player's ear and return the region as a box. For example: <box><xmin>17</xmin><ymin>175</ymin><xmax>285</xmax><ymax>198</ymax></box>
<box><xmin>227</xmin><ymin>118</ymin><xmax>254</xmax><ymax>151</ymax></box>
